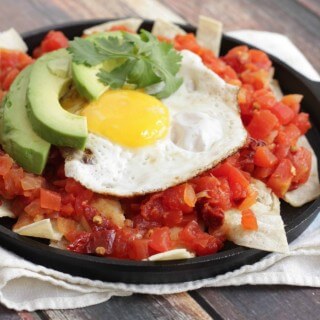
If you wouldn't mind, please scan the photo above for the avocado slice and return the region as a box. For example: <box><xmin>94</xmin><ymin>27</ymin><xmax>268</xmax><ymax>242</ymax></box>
<box><xmin>27</xmin><ymin>49</ymin><xmax>87</xmax><ymax>149</ymax></box>
<box><xmin>1</xmin><ymin>66</ymin><xmax>51</xmax><ymax>174</ymax></box>
<box><xmin>72</xmin><ymin>31</ymin><xmax>125</xmax><ymax>101</ymax></box>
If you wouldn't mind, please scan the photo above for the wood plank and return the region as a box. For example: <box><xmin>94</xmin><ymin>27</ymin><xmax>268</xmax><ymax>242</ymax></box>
<box><xmin>159</xmin><ymin>0</ymin><xmax>320</xmax><ymax>72</ymax></box>
<box><xmin>42</xmin><ymin>293</ymin><xmax>212</xmax><ymax>320</ymax></box>
<box><xmin>195</xmin><ymin>286</ymin><xmax>320</xmax><ymax>320</ymax></box>
<box><xmin>297</xmin><ymin>0</ymin><xmax>320</xmax><ymax>17</ymax></box>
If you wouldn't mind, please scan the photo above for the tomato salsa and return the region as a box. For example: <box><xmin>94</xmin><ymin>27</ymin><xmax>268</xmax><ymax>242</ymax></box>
<box><xmin>0</xmin><ymin>29</ymin><xmax>312</xmax><ymax>260</ymax></box>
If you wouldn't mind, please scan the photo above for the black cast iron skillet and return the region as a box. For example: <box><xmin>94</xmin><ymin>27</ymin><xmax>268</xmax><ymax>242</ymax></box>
<box><xmin>0</xmin><ymin>19</ymin><xmax>319</xmax><ymax>284</ymax></box>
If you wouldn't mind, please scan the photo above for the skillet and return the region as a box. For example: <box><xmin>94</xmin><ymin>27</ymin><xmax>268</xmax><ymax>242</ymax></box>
<box><xmin>0</xmin><ymin>19</ymin><xmax>319</xmax><ymax>284</ymax></box>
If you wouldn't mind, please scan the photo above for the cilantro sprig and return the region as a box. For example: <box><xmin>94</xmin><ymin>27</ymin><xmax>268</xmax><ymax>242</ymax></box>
<box><xmin>67</xmin><ymin>30</ymin><xmax>183</xmax><ymax>98</ymax></box>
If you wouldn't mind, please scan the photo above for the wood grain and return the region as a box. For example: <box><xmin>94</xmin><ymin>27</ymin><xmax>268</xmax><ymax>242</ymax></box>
<box><xmin>42</xmin><ymin>293</ymin><xmax>212</xmax><ymax>320</ymax></box>
<box><xmin>196</xmin><ymin>285</ymin><xmax>320</xmax><ymax>320</ymax></box>
<box><xmin>0</xmin><ymin>0</ymin><xmax>320</xmax><ymax>319</ymax></box>
<box><xmin>160</xmin><ymin>0</ymin><xmax>320</xmax><ymax>73</ymax></box>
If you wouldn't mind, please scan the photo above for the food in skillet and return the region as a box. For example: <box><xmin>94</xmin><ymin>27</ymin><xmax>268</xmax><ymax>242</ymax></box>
<box><xmin>0</xmin><ymin>17</ymin><xmax>319</xmax><ymax>261</ymax></box>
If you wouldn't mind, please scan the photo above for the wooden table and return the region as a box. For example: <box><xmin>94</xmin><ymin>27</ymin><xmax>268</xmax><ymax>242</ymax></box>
<box><xmin>0</xmin><ymin>0</ymin><xmax>319</xmax><ymax>319</ymax></box>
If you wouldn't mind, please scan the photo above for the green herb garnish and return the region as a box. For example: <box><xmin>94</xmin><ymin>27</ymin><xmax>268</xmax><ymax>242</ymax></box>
<box><xmin>67</xmin><ymin>30</ymin><xmax>183</xmax><ymax>98</ymax></box>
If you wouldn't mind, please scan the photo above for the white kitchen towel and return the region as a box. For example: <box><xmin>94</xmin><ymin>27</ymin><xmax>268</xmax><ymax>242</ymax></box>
<box><xmin>0</xmin><ymin>30</ymin><xmax>319</xmax><ymax>311</ymax></box>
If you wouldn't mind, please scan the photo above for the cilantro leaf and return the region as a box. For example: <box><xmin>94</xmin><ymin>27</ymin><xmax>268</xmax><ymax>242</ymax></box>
<box><xmin>67</xmin><ymin>30</ymin><xmax>183</xmax><ymax>98</ymax></box>
<box><xmin>98</xmin><ymin>60</ymin><xmax>134</xmax><ymax>89</ymax></box>
<box><xmin>67</xmin><ymin>37</ymin><xmax>106</xmax><ymax>66</ymax></box>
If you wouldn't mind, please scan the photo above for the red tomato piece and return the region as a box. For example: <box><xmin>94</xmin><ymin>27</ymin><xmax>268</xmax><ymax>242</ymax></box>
<box><xmin>163</xmin><ymin>210</ymin><xmax>183</xmax><ymax>227</ymax></box>
<box><xmin>267</xmin><ymin>159</ymin><xmax>295</xmax><ymax>197</ymax></box>
<box><xmin>149</xmin><ymin>227</ymin><xmax>172</xmax><ymax>253</ymax></box>
<box><xmin>212</xmin><ymin>163</ymin><xmax>250</xmax><ymax>201</ymax></box>
<box><xmin>292</xmin><ymin>113</ymin><xmax>311</xmax><ymax>135</ymax></box>
<box><xmin>281</xmin><ymin>94</ymin><xmax>303</xmax><ymax>114</ymax></box>
<box><xmin>40</xmin><ymin>31</ymin><xmax>69</xmax><ymax>53</ymax></box>
<box><xmin>0</xmin><ymin>155</ymin><xmax>13</xmax><ymax>176</ymax></box>
<box><xmin>241</xmin><ymin>209</ymin><xmax>258</xmax><ymax>230</ymax></box>
<box><xmin>247</xmin><ymin>110</ymin><xmax>279</xmax><ymax>140</ymax></box>
<box><xmin>254</xmin><ymin>146</ymin><xmax>278</xmax><ymax>168</ymax></box>
<box><xmin>129</xmin><ymin>239</ymin><xmax>150</xmax><ymax>260</ymax></box>
<box><xmin>290</xmin><ymin>146</ymin><xmax>312</xmax><ymax>185</ymax></box>
<box><xmin>40</xmin><ymin>188</ymin><xmax>61</xmax><ymax>211</ymax></box>
<box><xmin>2</xmin><ymin>68</ymin><xmax>20</xmax><ymax>90</ymax></box>
<box><xmin>162</xmin><ymin>183</ymin><xmax>195</xmax><ymax>213</ymax></box>
<box><xmin>271</xmin><ymin>102</ymin><xmax>295</xmax><ymax>125</ymax></box>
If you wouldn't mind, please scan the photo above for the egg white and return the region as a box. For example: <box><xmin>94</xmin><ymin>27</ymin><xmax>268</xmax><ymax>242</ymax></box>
<box><xmin>64</xmin><ymin>50</ymin><xmax>247</xmax><ymax>196</ymax></box>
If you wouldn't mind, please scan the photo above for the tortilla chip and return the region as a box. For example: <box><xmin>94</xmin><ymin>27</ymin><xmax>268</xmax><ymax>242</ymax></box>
<box><xmin>49</xmin><ymin>239</ymin><xmax>68</xmax><ymax>250</ymax></box>
<box><xmin>83</xmin><ymin>18</ymin><xmax>143</xmax><ymax>36</ymax></box>
<box><xmin>0</xmin><ymin>200</ymin><xmax>15</xmax><ymax>218</ymax></box>
<box><xmin>224</xmin><ymin>179</ymin><xmax>289</xmax><ymax>253</ymax></box>
<box><xmin>147</xmin><ymin>249</ymin><xmax>195</xmax><ymax>261</ymax></box>
<box><xmin>151</xmin><ymin>19</ymin><xmax>186</xmax><ymax>39</ymax></box>
<box><xmin>284</xmin><ymin>136</ymin><xmax>320</xmax><ymax>207</ymax></box>
<box><xmin>196</xmin><ymin>15</ymin><xmax>222</xmax><ymax>56</ymax></box>
<box><xmin>270</xmin><ymin>79</ymin><xmax>283</xmax><ymax>100</ymax></box>
<box><xmin>14</xmin><ymin>219</ymin><xmax>63</xmax><ymax>241</ymax></box>
<box><xmin>0</xmin><ymin>28</ymin><xmax>28</xmax><ymax>52</ymax></box>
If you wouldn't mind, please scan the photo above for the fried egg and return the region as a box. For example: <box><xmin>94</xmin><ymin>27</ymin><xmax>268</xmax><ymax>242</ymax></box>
<box><xmin>64</xmin><ymin>50</ymin><xmax>247</xmax><ymax>196</ymax></box>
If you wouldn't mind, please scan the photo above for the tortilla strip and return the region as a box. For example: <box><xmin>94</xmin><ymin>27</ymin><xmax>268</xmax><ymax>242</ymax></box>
<box><xmin>14</xmin><ymin>219</ymin><xmax>63</xmax><ymax>241</ymax></box>
<box><xmin>151</xmin><ymin>19</ymin><xmax>186</xmax><ymax>39</ymax></box>
<box><xmin>147</xmin><ymin>249</ymin><xmax>195</xmax><ymax>261</ymax></box>
<box><xmin>196</xmin><ymin>15</ymin><xmax>222</xmax><ymax>56</ymax></box>
<box><xmin>270</xmin><ymin>79</ymin><xmax>283</xmax><ymax>100</ymax></box>
<box><xmin>284</xmin><ymin>136</ymin><xmax>320</xmax><ymax>207</ymax></box>
<box><xmin>224</xmin><ymin>179</ymin><xmax>289</xmax><ymax>253</ymax></box>
<box><xmin>83</xmin><ymin>18</ymin><xmax>143</xmax><ymax>36</ymax></box>
<box><xmin>0</xmin><ymin>200</ymin><xmax>15</xmax><ymax>218</ymax></box>
<box><xmin>0</xmin><ymin>28</ymin><xmax>28</xmax><ymax>52</ymax></box>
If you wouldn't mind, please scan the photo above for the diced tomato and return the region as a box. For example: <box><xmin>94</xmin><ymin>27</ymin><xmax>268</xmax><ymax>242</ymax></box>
<box><xmin>292</xmin><ymin>113</ymin><xmax>311</xmax><ymax>135</ymax></box>
<box><xmin>252</xmin><ymin>89</ymin><xmax>277</xmax><ymax>110</ymax></box>
<box><xmin>129</xmin><ymin>239</ymin><xmax>150</xmax><ymax>260</ymax></box>
<box><xmin>163</xmin><ymin>210</ymin><xmax>183</xmax><ymax>227</ymax></box>
<box><xmin>254</xmin><ymin>146</ymin><xmax>278</xmax><ymax>168</ymax></box>
<box><xmin>223</xmin><ymin>46</ymin><xmax>249</xmax><ymax>72</ymax></box>
<box><xmin>289</xmin><ymin>147</ymin><xmax>312</xmax><ymax>186</ymax></box>
<box><xmin>2</xmin><ymin>68</ymin><xmax>20</xmax><ymax>90</ymax></box>
<box><xmin>248</xmin><ymin>49</ymin><xmax>272</xmax><ymax>70</ymax></box>
<box><xmin>200</xmin><ymin>203</ymin><xmax>224</xmax><ymax>230</ymax></box>
<box><xmin>238</xmin><ymin>189</ymin><xmax>258</xmax><ymax>210</ymax></box>
<box><xmin>89</xmin><ymin>229</ymin><xmax>116</xmax><ymax>255</ymax></box>
<box><xmin>281</xmin><ymin>94</ymin><xmax>303</xmax><ymax>114</ymax></box>
<box><xmin>3</xmin><ymin>168</ymin><xmax>24</xmax><ymax>196</ymax></box>
<box><xmin>24</xmin><ymin>199</ymin><xmax>46</xmax><ymax>217</ymax></box>
<box><xmin>179</xmin><ymin>221</ymin><xmax>223</xmax><ymax>256</ymax></box>
<box><xmin>274</xmin><ymin>124</ymin><xmax>301</xmax><ymax>160</ymax></box>
<box><xmin>240</xmin><ymin>69</ymin><xmax>270</xmax><ymax>90</ymax></box>
<box><xmin>247</xmin><ymin>110</ymin><xmax>279</xmax><ymax>140</ymax></box>
<box><xmin>0</xmin><ymin>155</ymin><xmax>13</xmax><ymax>176</ymax></box>
<box><xmin>271</xmin><ymin>102</ymin><xmax>295</xmax><ymax>125</ymax></box>
<box><xmin>40</xmin><ymin>188</ymin><xmax>61</xmax><ymax>211</ymax></box>
<box><xmin>149</xmin><ymin>227</ymin><xmax>172</xmax><ymax>252</ymax></box>
<box><xmin>41</xmin><ymin>31</ymin><xmax>68</xmax><ymax>53</ymax></box>
<box><xmin>109</xmin><ymin>25</ymin><xmax>134</xmax><ymax>33</ymax></box>
<box><xmin>267</xmin><ymin>159</ymin><xmax>295</xmax><ymax>197</ymax></box>
<box><xmin>162</xmin><ymin>183</ymin><xmax>195</xmax><ymax>213</ymax></box>
<box><xmin>20</xmin><ymin>174</ymin><xmax>44</xmax><ymax>190</ymax></box>
<box><xmin>253</xmin><ymin>166</ymin><xmax>274</xmax><ymax>180</ymax></box>
<box><xmin>174</xmin><ymin>33</ymin><xmax>202</xmax><ymax>55</ymax></box>
<box><xmin>212</xmin><ymin>162</ymin><xmax>250</xmax><ymax>201</ymax></box>
<box><xmin>241</xmin><ymin>209</ymin><xmax>258</xmax><ymax>230</ymax></box>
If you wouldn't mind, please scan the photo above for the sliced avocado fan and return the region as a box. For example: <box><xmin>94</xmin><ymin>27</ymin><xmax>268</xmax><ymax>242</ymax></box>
<box><xmin>1</xmin><ymin>66</ymin><xmax>51</xmax><ymax>174</ymax></box>
<box><xmin>27</xmin><ymin>49</ymin><xmax>87</xmax><ymax>150</ymax></box>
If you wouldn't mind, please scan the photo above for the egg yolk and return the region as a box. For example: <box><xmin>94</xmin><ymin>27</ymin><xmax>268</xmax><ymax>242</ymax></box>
<box><xmin>81</xmin><ymin>90</ymin><xmax>169</xmax><ymax>147</ymax></box>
